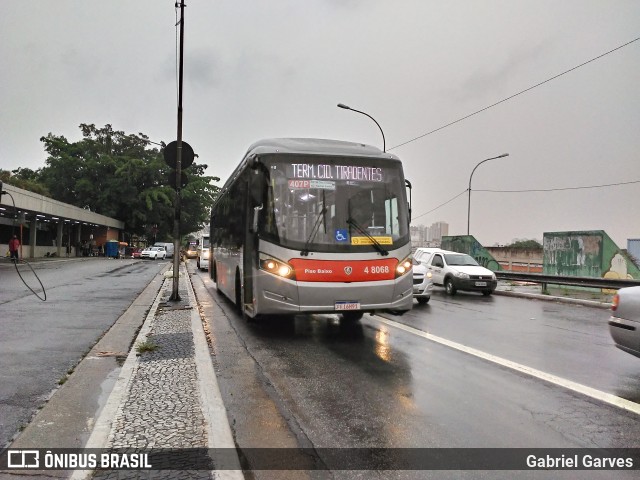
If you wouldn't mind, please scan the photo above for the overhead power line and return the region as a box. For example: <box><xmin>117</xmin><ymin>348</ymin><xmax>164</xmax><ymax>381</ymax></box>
<box><xmin>412</xmin><ymin>189</ymin><xmax>467</xmax><ymax>221</ymax></box>
<box><xmin>390</xmin><ymin>37</ymin><xmax>640</xmax><ymax>151</ymax></box>
<box><xmin>412</xmin><ymin>179</ymin><xmax>639</xmax><ymax>221</ymax></box>
<box><xmin>476</xmin><ymin>179</ymin><xmax>640</xmax><ymax>193</ymax></box>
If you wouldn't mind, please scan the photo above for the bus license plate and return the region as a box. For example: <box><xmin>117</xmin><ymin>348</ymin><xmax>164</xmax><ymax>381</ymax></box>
<box><xmin>336</xmin><ymin>301</ymin><xmax>361</xmax><ymax>311</ymax></box>
<box><xmin>475</xmin><ymin>281</ymin><xmax>487</xmax><ymax>287</ymax></box>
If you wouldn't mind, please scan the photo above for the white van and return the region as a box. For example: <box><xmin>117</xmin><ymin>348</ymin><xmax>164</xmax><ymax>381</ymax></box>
<box><xmin>154</xmin><ymin>242</ymin><xmax>174</xmax><ymax>258</ymax></box>
<box><xmin>414</xmin><ymin>247</ymin><xmax>441</xmax><ymax>263</ymax></box>
<box><xmin>422</xmin><ymin>249</ymin><xmax>497</xmax><ymax>296</ymax></box>
<box><xmin>196</xmin><ymin>234</ymin><xmax>210</xmax><ymax>271</ymax></box>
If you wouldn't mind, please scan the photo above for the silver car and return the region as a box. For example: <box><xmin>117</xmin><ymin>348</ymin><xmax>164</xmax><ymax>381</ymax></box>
<box><xmin>412</xmin><ymin>259</ymin><xmax>433</xmax><ymax>304</ymax></box>
<box><xmin>608</xmin><ymin>286</ymin><xmax>640</xmax><ymax>358</ymax></box>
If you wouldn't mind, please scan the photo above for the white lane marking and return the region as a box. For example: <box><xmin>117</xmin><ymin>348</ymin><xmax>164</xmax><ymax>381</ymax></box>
<box><xmin>372</xmin><ymin>315</ymin><xmax>640</xmax><ymax>416</ymax></box>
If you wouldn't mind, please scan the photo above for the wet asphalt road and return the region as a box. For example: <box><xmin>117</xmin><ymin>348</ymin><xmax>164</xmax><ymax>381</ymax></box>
<box><xmin>0</xmin><ymin>258</ymin><xmax>167</xmax><ymax>449</ymax></box>
<box><xmin>2</xmin><ymin>259</ymin><xmax>639</xmax><ymax>478</ymax></box>
<box><xmin>190</xmin><ymin>265</ymin><xmax>640</xmax><ymax>479</ymax></box>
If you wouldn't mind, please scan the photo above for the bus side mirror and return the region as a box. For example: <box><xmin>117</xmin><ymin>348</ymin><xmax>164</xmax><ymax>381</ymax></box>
<box><xmin>405</xmin><ymin>179</ymin><xmax>412</xmax><ymax>222</ymax></box>
<box><xmin>251</xmin><ymin>204</ymin><xmax>263</xmax><ymax>233</ymax></box>
<box><xmin>249</xmin><ymin>169</ymin><xmax>264</xmax><ymax>207</ymax></box>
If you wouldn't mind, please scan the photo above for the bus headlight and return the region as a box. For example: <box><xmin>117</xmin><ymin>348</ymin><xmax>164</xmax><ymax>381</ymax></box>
<box><xmin>395</xmin><ymin>257</ymin><xmax>413</xmax><ymax>278</ymax></box>
<box><xmin>259</xmin><ymin>253</ymin><xmax>295</xmax><ymax>279</ymax></box>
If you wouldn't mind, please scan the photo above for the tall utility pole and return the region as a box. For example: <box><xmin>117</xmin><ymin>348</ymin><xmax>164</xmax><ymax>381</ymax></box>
<box><xmin>171</xmin><ymin>1</ymin><xmax>186</xmax><ymax>301</ymax></box>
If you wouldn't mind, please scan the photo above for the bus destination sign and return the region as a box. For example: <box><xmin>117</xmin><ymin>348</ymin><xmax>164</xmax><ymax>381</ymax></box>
<box><xmin>289</xmin><ymin>163</ymin><xmax>383</xmax><ymax>182</ymax></box>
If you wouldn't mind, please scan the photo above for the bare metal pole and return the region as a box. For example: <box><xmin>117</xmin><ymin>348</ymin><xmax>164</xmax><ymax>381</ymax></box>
<box><xmin>171</xmin><ymin>1</ymin><xmax>185</xmax><ymax>301</ymax></box>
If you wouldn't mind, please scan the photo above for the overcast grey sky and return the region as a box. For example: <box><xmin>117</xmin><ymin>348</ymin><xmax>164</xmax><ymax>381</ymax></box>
<box><xmin>2</xmin><ymin>1</ymin><xmax>638</xmax><ymax>247</ymax></box>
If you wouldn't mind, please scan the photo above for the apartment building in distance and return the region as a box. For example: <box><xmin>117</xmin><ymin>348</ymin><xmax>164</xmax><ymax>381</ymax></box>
<box><xmin>410</xmin><ymin>221</ymin><xmax>449</xmax><ymax>249</ymax></box>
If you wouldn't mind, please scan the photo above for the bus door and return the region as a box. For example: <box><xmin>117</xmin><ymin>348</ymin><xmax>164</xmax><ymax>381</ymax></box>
<box><xmin>243</xmin><ymin>168</ymin><xmax>264</xmax><ymax>316</ymax></box>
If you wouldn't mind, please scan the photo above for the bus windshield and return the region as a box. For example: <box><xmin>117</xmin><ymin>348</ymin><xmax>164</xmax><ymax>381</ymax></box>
<box><xmin>259</xmin><ymin>155</ymin><xmax>409</xmax><ymax>252</ymax></box>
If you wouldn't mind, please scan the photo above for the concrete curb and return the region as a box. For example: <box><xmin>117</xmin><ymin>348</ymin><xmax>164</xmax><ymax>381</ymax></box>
<box><xmin>493</xmin><ymin>289</ymin><xmax>612</xmax><ymax>309</ymax></box>
<box><xmin>185</xmin><ymin>265</ymin><xmax>244</xmax><ymax>479</ymax></box>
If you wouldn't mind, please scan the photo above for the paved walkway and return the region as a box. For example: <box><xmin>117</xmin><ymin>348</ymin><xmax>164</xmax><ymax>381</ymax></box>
<box><xmin>78</xmin><ymin>264</ymin><xmax>242</xmax><ymax>480</ymax></box>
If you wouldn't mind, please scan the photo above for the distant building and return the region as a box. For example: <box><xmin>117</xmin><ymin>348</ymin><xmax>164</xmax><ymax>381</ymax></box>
<box><xmin>410</xmin><ymin>221</ymin><xmax>449</xmax><ymax>248</ymax></box>
<box><xmin>410</xmin><ymin>225</ymin><xmax>424</xmax><ymax>247</ymax></box>
<box><xmin>430</xmin><ymin>221</ymin><xmax>449</xmax><ymax>243</ymax></box>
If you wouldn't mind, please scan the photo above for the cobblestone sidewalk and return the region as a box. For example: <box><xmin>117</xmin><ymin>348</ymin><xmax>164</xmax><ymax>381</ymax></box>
<box><xmin>77</xmin><ymin>265</ymin><xmax>241</xmax><ymax>480</ymax></box>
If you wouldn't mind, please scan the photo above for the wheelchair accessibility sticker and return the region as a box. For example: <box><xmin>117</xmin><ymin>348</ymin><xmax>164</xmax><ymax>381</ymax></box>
<box><xmin>335</xmin><ymin>229</ymin><xmax>348</xmax><ymax>242</ymax></box>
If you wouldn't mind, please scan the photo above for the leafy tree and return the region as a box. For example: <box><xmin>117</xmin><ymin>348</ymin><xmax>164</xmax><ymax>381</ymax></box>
<box><xmin>36</xmin><ymin>124</ymin><xmax>219</xmax><ymax>240</ymax></box>
<box><xmin>507</xmin><ymin>238</ymin><xmax>543</xmax><ymax>250</ymax></box>
<box><xmin>0</xmin><ymin>168</ymin><xmax>50</xmax><ymax>196</ymax></box>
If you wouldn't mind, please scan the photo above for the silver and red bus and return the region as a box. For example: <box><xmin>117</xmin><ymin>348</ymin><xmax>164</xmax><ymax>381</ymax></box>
<box><xmin>210</xmin><ymin>138</ymin><xmax>413</xmax><ymax>321</ymax></box>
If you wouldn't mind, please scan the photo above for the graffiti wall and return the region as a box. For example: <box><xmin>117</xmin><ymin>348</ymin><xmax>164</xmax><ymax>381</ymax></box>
<box><xmin>543</xmin><ymin>230</ymin><xmax>640</xmax><ymax>279</ymax></box>
<box><xmin>441</xmin><ymin>235</ymin><xmax>502</xmax><ymax>271</ymax></box>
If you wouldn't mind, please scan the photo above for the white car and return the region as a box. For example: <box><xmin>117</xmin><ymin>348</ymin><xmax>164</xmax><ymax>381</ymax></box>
<box><xmin>141</xmin><ymin>246</ymin><xmax>167</xmax><ymax>260</ymax></box>
<box><xmin>412</xmin><ymin>258</ymin><xmax>433</xmax><ymax>304</ymax></box>
<box><xmin>609</xmin><ymin>286</ymin><xmax>640</xmax><ymax>359</ymax></box>
<box><xmin>423</xmin><ymin>249</ymin><xmax>497</xmax><ymax>296</ymax></box>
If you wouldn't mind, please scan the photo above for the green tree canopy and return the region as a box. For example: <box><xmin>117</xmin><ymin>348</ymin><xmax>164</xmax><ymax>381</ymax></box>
<box><xmin>8</xmin><ymin>124</ymin><xmax>219</xmax><ymax>240</ymax></box>
<box><xmin>507</xmin><ymin>238</ymin><xmax>543</xmax><ymax>250</ymax></box>
<box><xmin>1</xmin><ymin>168</ymin><xmax>50</xmax><ymax>196</ymax></box>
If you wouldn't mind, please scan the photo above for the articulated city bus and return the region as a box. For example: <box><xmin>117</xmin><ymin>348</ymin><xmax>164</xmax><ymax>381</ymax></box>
<box><xmin>209</xmin><ymin>138</ymin><xmax>413</xmax><ymax>321</ymax></box>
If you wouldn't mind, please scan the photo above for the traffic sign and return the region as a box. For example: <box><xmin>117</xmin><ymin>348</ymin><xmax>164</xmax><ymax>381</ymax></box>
<box><xmin>163</xmin><ymin>141</ymin><xmax>195</xmax><ymax>169</ymax></box>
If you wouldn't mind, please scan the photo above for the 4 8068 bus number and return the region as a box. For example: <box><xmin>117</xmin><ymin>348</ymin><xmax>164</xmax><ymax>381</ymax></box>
<box><xmin>364</xmin><ymin>265</ymin><xmax>390</xmax><ymax>274</ymax></box>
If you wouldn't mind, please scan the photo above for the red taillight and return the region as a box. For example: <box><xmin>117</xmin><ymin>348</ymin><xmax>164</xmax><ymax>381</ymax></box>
<box><xmin>611</xmin><ymin>293</ymin><xmax>619</xmax><ymax>312</ymax></box>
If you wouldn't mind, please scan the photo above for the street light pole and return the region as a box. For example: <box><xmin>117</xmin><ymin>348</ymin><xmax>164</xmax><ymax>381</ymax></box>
<box><xmin>171</xmin><ymin>1</ymin><xmax>186</xmax><ymax>302</ymax></box>
<box><xmin>337</xmin><ymin>103</ymin><xmax>386</xmax><ymax>152</ymax></box>
<box><xmin>467</xmin><ymin>153</ymin><xmax>509</xmax><ymax>235</ymax></box>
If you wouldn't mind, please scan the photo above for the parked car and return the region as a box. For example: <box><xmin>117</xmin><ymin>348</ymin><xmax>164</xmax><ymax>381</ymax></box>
<box><xmin>412</xmin><ymin>258</ymin><xmax>433</xmax><ymax>304</ymax></box>
<box><xmin>609</xmin><ymin>286</ymin><xmax>640</xmax><ymax>359</ymax></box>
<box><xmin>141</xmin><ymin>246</ymin><xmax>167</xmax><ymax>260</ymax></box>
<box><xmin>131</xmin><ymin>247</ymin><xmax>143</xmax><ymax>259</ymax></box>
<box><xmin>423</xmin><ymin>249</ymin><xmax>497</xmax><ymax>296</ymax></box>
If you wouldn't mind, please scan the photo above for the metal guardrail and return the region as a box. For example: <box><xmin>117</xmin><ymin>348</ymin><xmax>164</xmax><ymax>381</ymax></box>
<box><xmin>495</xmin><ymin>271</ymin><xmax>640</xmax><ymax>290</ymax></box>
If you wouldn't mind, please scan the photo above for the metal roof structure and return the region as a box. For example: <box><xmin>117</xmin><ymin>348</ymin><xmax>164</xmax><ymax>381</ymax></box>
<box><xmin>0</xmin><ymin>183</ymin><xmax>124</xmax><ymax>230</ymax></box>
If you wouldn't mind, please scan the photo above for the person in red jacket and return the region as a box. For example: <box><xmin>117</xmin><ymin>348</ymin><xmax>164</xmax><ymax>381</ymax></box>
<box><xmin>8</xmin><ymin>234</ymin><xmax>20</xmax><ymax>262</ymax></box>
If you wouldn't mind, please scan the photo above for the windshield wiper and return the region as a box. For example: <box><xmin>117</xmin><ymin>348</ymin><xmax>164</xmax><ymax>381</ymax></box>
<box><xmin>347</xmin><ymin>218</ymin><xmax>389</xmax><ymax>256</ymax></box>
<box><xmin>322</xmin><ymin>190</ymin><xmax>327</xmax><ymax>235</ymax></box>
<box><xmin>301</xmin><ymin>193</ymin><xmax>327</xmax><ymax>256</ymax></box>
